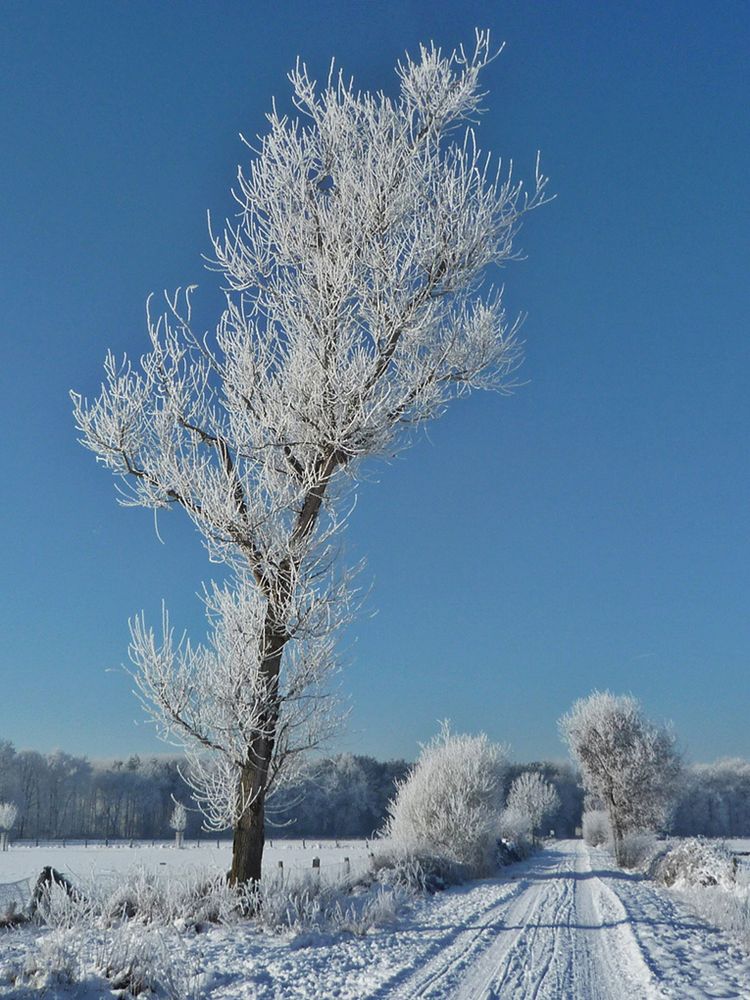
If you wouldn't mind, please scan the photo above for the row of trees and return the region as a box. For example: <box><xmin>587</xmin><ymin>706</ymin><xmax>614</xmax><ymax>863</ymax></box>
<box><xmin>0</xmin><ymin>743</ymin><xmax>189</xmax><ymax>841</ymax></box>
<box><xmin>382</xmin><ymin>693</ymin><xmax>684</xmax><ymax>877</ymax></box>
<box><xmin>0</xmin><ymin>740</ymin><xmax>582</xmax><ymax>844</ymax></box>
<box><xmin>673</xmin><ymin>760</ymin><xmax>750</xmax><ymax>838</ymax></box>
<box><xmin>4</xmin><ymin>719</ymin><xmax>750</xmax><ymax>856</ymax></box>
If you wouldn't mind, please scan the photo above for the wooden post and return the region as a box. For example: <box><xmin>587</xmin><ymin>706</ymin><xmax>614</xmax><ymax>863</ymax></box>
<box><xmin>312</xmin><ymin>857</ymin><xmax>320</xmax><ymax>878</ymax></box>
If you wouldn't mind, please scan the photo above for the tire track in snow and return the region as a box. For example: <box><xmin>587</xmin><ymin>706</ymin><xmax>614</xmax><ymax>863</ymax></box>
<box><xmin>367</xmin><ymin>841</ymin><xmax>750</xmax><ymax>1000</ymax></box>
<box><xmin>398</xmin><ymin>841</ymin><xmax>660</xmax><ymax>1000</ymax></box>
<box><xmin>375</xmin><ymin>875</ymin><xmax>531</xmax><ymax>999</ymax></box>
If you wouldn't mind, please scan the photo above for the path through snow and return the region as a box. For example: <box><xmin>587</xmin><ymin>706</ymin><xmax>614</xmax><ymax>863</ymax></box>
<box><xmin>376</xmin><ymin>839</ymin><xmax>750</xmax><ymax>999</ymax></box>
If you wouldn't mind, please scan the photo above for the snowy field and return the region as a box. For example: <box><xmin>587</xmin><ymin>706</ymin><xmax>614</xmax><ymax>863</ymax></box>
<box><xmin>0</xmin><ymin>838</ymin><xmax>371</xmax><ymax>889</ymax></box>
<box><xmin>4</xmin><ymin>840</ymin><xmax>750</xmax><ymax>998</ymax></box>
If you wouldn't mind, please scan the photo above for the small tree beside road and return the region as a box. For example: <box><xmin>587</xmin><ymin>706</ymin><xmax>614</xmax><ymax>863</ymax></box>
<box><xmin>560</xmin><ymin>691</ymin><xmax>682</xmax><ymax>866</ymax></box>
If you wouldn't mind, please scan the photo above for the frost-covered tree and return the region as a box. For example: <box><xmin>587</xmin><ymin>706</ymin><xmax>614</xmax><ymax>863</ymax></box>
<box><xmin>169</xmin><ymin>801</ymin><xmax>187</xmax><ymax>848</ymax></box>
<box><xmin>559</xmin><ymin>691</ymin><xmax>682</xmax><ymax>865</ymax></box>
<box><xmin>0</xmin><ymin>802</ymin><xmax>18</xmax><ymax>852</ymax></box>
<box><xmin>504</xmin><ymin>771</ymin><xmax>559</xmax><ymax>843</ymax></box>
<box><xmin>72</xmin><ymin>31</ymin><xmax>547</xmax><ymax>885</ymax></box>
<box><xmin>383</xmin><ymin>723</ymin><xmax>509</xmax><ymax>877</ymax></box>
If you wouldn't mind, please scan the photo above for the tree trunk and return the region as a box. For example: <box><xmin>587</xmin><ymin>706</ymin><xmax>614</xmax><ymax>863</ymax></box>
<box><xmin>229</xmin><ymin>776</ymin><xmax>266</xmax><ymax>885</ymax></box>
<box><xmin>610</xmin><ymin>807</ymin><xmax>624</xmax><ymax>865</ymax></box>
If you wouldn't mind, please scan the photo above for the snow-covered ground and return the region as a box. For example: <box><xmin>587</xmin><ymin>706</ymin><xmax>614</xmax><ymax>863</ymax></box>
<box><xmin>4</xmin><ymin>840</ymin><xmax>750</xmax><ymax>998</ymax></box>
<box><xmin>0</xmin><ymin>838</ymin><xmax>370</xmax><ymax>886</ymax></box>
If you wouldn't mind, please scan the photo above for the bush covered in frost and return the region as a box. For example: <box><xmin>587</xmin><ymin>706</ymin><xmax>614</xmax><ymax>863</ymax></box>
<box><xmin>654</xmin><ymin>838</ymin><xmax>736</xmax><ymax>890</ymax></box>
<box><xmin>582</xmin><ymin>810</ymin><xmax>611</xmax><ymax>847</ymax></box>
<box><xmin>382</xmin><ymin>723</ymin><xmax>508</xmax><ymax>880</ymax></box>
<box><xmin>499</xmin><ymin>805</ymin><xmax>533</xmax><ymax>852</ymax></box>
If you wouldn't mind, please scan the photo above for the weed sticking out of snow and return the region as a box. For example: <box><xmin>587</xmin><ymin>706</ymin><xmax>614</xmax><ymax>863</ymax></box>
<box><xmin>1</xmin><ymin>857</ymin><xmax>415</xmax><ymax>996</ymax></box>
<box><xmin>249</xmin><ymin>867</ymin><xmax>411</xmax><ymax>940</ymax></box>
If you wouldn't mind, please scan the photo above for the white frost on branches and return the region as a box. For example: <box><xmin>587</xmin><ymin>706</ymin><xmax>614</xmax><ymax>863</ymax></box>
<box><xmin>384</xmin><ymin>722</ymin><xmax>509</xmax><ymax>877</ymax></box>
<box><xmin>0</xmin><ymin>801</ymin><xmax>17</xmax><ymax>851</ymax></box>
<box><xmin>503</xmin><ymin>771</ymin><xmax>559</xmax><ymax>842</ymax></box>
<box><xmin>129</xmin><ymin>575</ymin><xmax>343</xmax><ymax>829</ymax></box>
<box><xmin>169</xmin><ymin>801</ymin><xmax>187</xmax><ymax>833</ymax></box>
<box><xmin>0</xmin><ymin>802</ymin><xmax>17</xmax><ymax>831</ymax></box>
<box><xmin>559</xmin><ymin>691</ymin><xmax>682</xmax><ymax>865</ymax></box>
<box><xmin>72</xmin><ymin>29</ymin><xmax>547</xmax><ymax>858</ymax></box>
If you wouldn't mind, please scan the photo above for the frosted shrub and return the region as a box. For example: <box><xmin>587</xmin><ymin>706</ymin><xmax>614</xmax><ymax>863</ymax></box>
<box><xmin>93</xmin><ymin>923</ymin><xmax>199</xmax><ymax>999</ymax></box>
<box><xmin>10</xmin><ymin>923</ymin><xmax>199</xmax><ymax>999</ymax></box>
<box><xmin>499</xmin><ymin>806</ymin><xmax>533</xmax><ymax>854</ymax></box>
<box><xmin>249</xmin><ymin>870</ymin><xmax>407</xmax><ymax>936</ymax></box>
<box><xmin>617</xmin><ymin>832</ymin><xmax>659</xmax><ymax>870</ymax></box>
<box><xmin>656</xmin><ymin>838</ymin><xmax>736</xmax><ymax>890</ymax></box>
<box><xmin>383</xmin><ymin>723</ymin><xmax>508</xmax><ymax>880</ymax></box>
<box><xmin>582</xmin><ymin>810</ymin><xmax>611</xmax><ymax>847</ymax></box>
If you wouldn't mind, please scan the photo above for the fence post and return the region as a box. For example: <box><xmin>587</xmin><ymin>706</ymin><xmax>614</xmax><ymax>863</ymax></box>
<box><xmin>344</xmin><ymin>857</ymin><xmax>350</xmax><ymax>876</ymax></box>
<box><xmin>312</xmin><ymin>857</ymin><xmax>320</xmax><ymax>878</ymax></box>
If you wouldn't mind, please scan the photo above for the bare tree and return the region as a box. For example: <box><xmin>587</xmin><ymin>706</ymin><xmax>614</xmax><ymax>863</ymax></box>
<box><xmin>559</xmin><ymin>691</ymin><xmax>682</xmax><ymax>865</ymax></box>
<box><xmin>504</xmin><ymin>771</ymin><xmax>559</xmax><ymax>843</ymax></box>
<box><xmin>72</xmin><ymin>30</ymin><xmax>548</xmax><ymax>884</ymax></box>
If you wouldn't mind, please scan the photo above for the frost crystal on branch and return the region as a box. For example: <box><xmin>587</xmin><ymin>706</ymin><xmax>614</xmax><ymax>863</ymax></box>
<box><xmin>72</xmin><ymin>29</ymin><xmax>548</xmax><ymax>883</ymax></box>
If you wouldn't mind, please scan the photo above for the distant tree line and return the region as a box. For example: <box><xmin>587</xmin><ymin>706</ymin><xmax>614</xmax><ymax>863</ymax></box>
<box><xmin>0</xmin><ymin>741</ymin><xmax>192</xmax><ymax>841</ymax></box>
<box><xmin>2</xmin><ymin>736</ymin><xmax>747</xmax><ymax>843</ymax></box>
<box><xmin>672</xmin><ymin>760</ymin><xmax>750</xmax><ymax>838</ymax></box>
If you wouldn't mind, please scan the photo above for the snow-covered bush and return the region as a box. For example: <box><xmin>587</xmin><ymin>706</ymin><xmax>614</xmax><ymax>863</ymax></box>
<box><xmin>617</xmin><ymin>832</ymin><xmax>659</xmax><ymax>870</ymax></box>
<box><xmin>382</xmin><ymin>723</ymin><xmax>508</xmax><ymax>880</ymax></box>
<box><xmin>504</xmin><ymin>771</ymin><xmax>559</xmax><ymax>843</ymax></box>
<box><xmin>648</xmin><ymin>839</ymin><xmax>750</xmax><ymax>955</ymax></box>
<box><xmin>582</xmin><ymin>810</ymin><xmax>611</xmax><ymax>847</ymax></box>
<box><xmin>655</xmin><ymin>838</ymin><xmax>736</xmax><ymax>890</ymax></box>
<box><xmin>36</xmin><ymin>866</ymin><xmax>239</xmax><ymax>932</ymax></box>
<box><xmin>9</xmin><ymin>922</ymin><xmax>199</xmax><ymax>999</ymax></box>
<box><xmin>499</xmin><ymin>805</ymin><xmax>533</xmax><ymax>850</ymax></box>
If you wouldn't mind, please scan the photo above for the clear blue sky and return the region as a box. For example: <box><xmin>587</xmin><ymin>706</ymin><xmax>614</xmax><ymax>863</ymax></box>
<box><xmin>1</xmin><ymin>1</ymin><xmax>748</xmax><ymax>766</ymax></box>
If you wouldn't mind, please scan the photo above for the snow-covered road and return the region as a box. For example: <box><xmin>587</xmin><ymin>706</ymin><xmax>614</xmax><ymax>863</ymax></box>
<box><xmin>374</xmin><ymin>839</ymin><xmax>750</xmax><ymax>1000</ymax></box>
<box><xmin>183</xmin><ymin>839</ymin><xmax>750</xmax><ymax>998</ymax></box>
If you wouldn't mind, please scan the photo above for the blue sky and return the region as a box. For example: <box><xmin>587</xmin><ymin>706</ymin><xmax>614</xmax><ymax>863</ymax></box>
<box><xmin>1</xmin><ymin>1</ymin><xmax>748</xmax><ymax>766</ymax></box>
